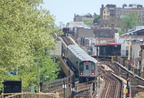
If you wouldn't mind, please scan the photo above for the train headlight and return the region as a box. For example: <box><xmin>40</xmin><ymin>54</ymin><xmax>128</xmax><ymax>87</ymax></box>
<box><xmin>91</xmin><ymin>71</ymin><xmax>95</xmax><ymax>75</ymax></box>
<box><xmin>92</xmin><ymin>73</ymin><xmax>95</xmax><ymax>75</ymax></box>
<box><xmin>80</xmin><ymin>71</ymin><xmax>83</xmax><ymax>75</ymax></box>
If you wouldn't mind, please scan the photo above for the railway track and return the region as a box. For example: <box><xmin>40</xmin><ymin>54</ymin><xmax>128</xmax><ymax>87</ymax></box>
<box><xmin>112</xmin><ymin>62</ymin><xmax>144</xmax><ymax>81</ymax></box>
<box><xmin>49</xmin><ymin>34</ymin><xmax>144</xmax><ymax>98</ymax></box>
<box><xmin>112</xmin><ymin>62</ymin><xmax>144</xmax><ymax>97</ymax></box>
<box><xmin>37</xmin><ymin>36</ymin><xmax>125</xmax><ymax>98</ymax></box>
<box><xmin>101</xmin><ymin>61</ymin><xmax>144</xmax><ymax>97</ymax></box>
<box><xmin>113</xmin><ymin>62</ymin><xmax>144</xmax><ymax>86</ymax></box>
<box><xmin>99</xmin><ymin>65</ymin><xmax>122</xmax><ymax>98</ymax></box>
<box><xmin>60</xmin><ymin>35</ymin><xmax>75</xmax><ymax>46</ymax></box>
<box><xmin>40</xmin><ymin>35</ymin><xmax>95</xmax><ymax>98</ymax></box>
<box><xmin>74</xmin><ymin>81</ymin><xmax>96</xmax><ymax>98</ymax></box>
<box><xmin>101</xmin><ymin>76</ymin><xmax>111</xmax><ymax>98</ymax></box>
<box><xmin>40</xmin><ymin>59</ymin><xmax>123</xmax><ymax>98</ymax></box>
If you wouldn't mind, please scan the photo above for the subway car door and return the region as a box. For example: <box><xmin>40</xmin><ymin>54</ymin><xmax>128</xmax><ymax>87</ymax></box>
<box><xmin>84</xmin><ymin>62</ymin><xmax>90</xmax><ymax>76</ymax></box>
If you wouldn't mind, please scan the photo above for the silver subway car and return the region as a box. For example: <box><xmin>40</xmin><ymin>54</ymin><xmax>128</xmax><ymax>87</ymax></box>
<box><xmin>67</xmin><ymin>45</ymin><xmax>98</xmax><ymax>82</ymax></box>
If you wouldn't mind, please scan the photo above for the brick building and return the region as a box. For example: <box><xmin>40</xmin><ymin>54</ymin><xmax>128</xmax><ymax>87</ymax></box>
<box><xmin>100</xmin><ymin>4</ymin><xmax>144</xmax><ymax>27</ymax></box>
<box><xmin>94</xmin><ymin>24</ymin><xmax>118</xmax><ymax>38</ymax></box>
<box><xmin>74</xmin><ymin>13</ymin><xmax>95</xmax><ymax>22</ymax></box>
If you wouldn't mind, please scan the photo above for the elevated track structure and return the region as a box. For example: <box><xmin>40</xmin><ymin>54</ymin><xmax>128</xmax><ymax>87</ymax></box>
<box><xmin>99</xmin><ymin>66</ymin><xmax>123</xmax><ymax>98</ymax></box>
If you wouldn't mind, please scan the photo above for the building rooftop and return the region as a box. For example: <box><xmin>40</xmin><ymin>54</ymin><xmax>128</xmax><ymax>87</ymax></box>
<box><xmin>122</xmin><ymin>27</ymin><xmax>144</xmax><ymax>36</ymax></box>
<box><xmin>66</xmin><ymin>21</ymin><xmax>90</xmax><ymax>29</ymax></box>
<box><xmin>95</xmin><ymin>42</ymin><xmax>121</xmax><ymax>46</ymax></box>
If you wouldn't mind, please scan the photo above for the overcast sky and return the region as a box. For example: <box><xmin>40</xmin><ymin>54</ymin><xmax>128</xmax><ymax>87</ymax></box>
<box><xmin>42</xmin><ymin>0</ymin><xmax>144</xmax><ymax>26</ymax></box>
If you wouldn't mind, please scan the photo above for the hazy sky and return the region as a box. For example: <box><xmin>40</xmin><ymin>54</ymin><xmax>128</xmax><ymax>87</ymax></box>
<box><xmin>42</xmin><ymin>0</ymin><xmax>144</xmax><ymax>26</ymax></box>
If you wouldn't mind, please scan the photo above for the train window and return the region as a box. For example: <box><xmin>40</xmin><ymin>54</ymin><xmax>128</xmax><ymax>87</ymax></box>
<box><xmin>63</xmin><ymin>28</ymin><xmax>69</xmax><ymax>33</ymax></box>
<box><xmin>86</xmin><ymin>65</ymin><xmax>89</xmax><ymax>70</ymax></box>
<box><xmin>79</xmin><ymin>64</ymin><xmax>84</xmax><ymax>71</ymax></box>
<box><xmin>91</xmin><ymin>64</ymin><xmax>95</xmax><ymax>70</ymax></box>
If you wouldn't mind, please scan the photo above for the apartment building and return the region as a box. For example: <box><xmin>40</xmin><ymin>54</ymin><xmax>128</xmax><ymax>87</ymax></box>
<box><xmin>100</xmin><ymin>4</ymin><xmax>144</xmax><ymax>27</ymax></box>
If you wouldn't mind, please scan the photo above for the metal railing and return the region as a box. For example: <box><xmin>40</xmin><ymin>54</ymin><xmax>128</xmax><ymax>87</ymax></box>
<box><xmin>0</xmin><ymin>92</ymin><xmax>59</xmax><ymax>98</ymax></box>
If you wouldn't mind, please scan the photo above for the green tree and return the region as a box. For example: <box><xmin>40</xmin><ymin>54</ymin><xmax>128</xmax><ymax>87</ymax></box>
<box><xmin>118</xmin><ymin>30</ymin><xmax>125</xmax><ymax>35</ymax></box>
<box><xmin>93</xmin><ymin>15</ymin><xmax>100</xmax><ymax>23</ymax></box>
<box><xmin>121</xmin><ymin>13</ymin><xmax>140</xmax><ymax>32</ymax></box>
<box><xmin>0</xmin><ymin>0</ymin><xmax>60</xmax><ymax>89</ymax></box>
<box><xmin>0</xmin><ymin>0</ymin><xmax>56</xmax><ymax>69</ymax></box>
<box><xmin>83</xmin><ymin>20</ymin><xmax>93</xmax><ymax>27</ymax></box>
<box><xmin>20</xmin><ymin>55</ymin><xmax>59</xmax><ymax>88</ymax></box>
<box><xmin>38</xmin><ymin>56</ymin><xmax>60</xmax><ymax>82</ymax></box>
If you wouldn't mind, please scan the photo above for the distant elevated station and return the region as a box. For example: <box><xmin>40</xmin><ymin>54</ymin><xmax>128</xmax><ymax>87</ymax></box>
<box><xmin>95</xmin><ymin>42</ymin><xmax>121</xmax><ymax>61</ymax></box>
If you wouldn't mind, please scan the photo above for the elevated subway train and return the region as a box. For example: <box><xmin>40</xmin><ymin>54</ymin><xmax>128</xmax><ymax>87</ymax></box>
<box><xmin>66</xmin><ymin>45</ymin><xmax>98</xmax><ymax>82</ymax></box>
<box><xmin>62</xmin><ymin>27</ymin><xmax>74</xmax><ymax>36</ymax></box>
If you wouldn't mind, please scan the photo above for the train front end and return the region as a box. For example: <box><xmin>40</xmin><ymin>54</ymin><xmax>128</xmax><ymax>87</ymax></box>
<box><xmin>79</xmin><ymin>60</ymin><xmax>98</xmax><ymax>82</ymax></box>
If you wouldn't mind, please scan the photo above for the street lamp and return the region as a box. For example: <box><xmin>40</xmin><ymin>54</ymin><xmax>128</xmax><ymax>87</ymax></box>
<box><xmin>40</xmin><ymin>76</ymin><xmax>49</xmax><ymax>92</ymax></box>
<box><xmin>51</xmin><ymin>71</ymin><xmax>56</xmax><ymax>73</ymax></box>
<box><xmin>63</xmin><ymin>80</ymin><xmax>66</xmax><ymax>98</ymax></box>
<box><xmin>38</xmin><ymin>64</ymin><xmax>40</xmax><ymax>93</ymax></box>
<box><xmin>38</xmin><ymin>69</ymin><xmax>56</xmax><ymax>93</ymax></box>
<box><xmin>42</xmin><ymin>76</ymin><xmax>49</xmax><ymax>81</ymax></box>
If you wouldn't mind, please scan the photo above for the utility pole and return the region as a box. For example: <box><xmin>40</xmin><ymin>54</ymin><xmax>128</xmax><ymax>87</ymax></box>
<box><xmin>38</xmin><ymin>64</ymin><xmax>40</xmax><ymax>93</ymax></box>
<box><xmin>95</xmin><ymin>77</ymin><xmax>98</xmax><ymax>97</ymax></box>
<box><xmin>71</xmin><ymin>75</ymin><xmax>75</xmax><ymax>97</ymax></box>
<box><xmin>68</xmin><ymin>69</ymin><xmax>71</xmax><ymax>87</ymax></box>
<box><xmin>126</xmin><ymin>73</ymin><xmax>131</xmax><ymax>98</ymax></box>
<box><xmin>63</xmin><ymin>81</ymin><xmax>66</xmax><ymax>98</ymax></box>
<box><xmin>59</xmin><ymin>22</ymin><xmax>62</xmax><ymax>29</ymax></box>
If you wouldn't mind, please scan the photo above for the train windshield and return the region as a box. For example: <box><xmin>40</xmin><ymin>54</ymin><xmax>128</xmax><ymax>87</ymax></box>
<box><xmin>63</xmin><ymin>28</ymin><xmax>70</xmax><ymax>33</ymax></box>
<box><xmin>79</xmin><ymin>63</ymin><xmax>84</xmax><ymax>71</ymax></box>
<box><xmin>91</xmin><ymin>63</ymin><xmax>95</xmax><ymax>70</ymax></box>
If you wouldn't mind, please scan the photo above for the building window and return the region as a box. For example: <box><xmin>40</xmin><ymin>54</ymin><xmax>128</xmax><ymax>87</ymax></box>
<box><xmin>139</xmin><ymin>50</ymin><xmax>141</xmax><ymax>56</ymax></box>
<box><xmin>100</xmin><ymin>32</ymin><xmax>103</xmax><ymax>36</ymax></box>
<box><xmin>103</xmin><ymin>16</ymin><xmax>105</xmax><ymax>19</ymax></box>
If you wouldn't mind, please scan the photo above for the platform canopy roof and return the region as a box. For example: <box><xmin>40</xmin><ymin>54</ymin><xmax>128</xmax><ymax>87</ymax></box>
<box><xmin>95</xmin><ymin>42</ymin><xmax>121</xmax><ymax>46</ymax></box>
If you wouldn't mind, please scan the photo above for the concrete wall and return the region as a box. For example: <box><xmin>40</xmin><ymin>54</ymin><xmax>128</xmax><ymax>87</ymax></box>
<box><xmin>50</xmin><ymin>41</ymin><xmax>62</xmax><ymax>56</ymax></box>
<box><xmin>131</xmin><ymin>42</ymin><xmax>142</xmax><ymax>59</ymax></box>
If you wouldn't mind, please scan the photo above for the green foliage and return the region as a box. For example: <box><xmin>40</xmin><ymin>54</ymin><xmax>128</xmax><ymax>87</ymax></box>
<box><xmin>66</xmin><ymin>23</ymin><xmax>70</xmax><ymax>27</ymax></box>
<box><xmin>93</xmin><ymin>15</ymin><xmax>100</xmax><ymax>23</ymax></box>
<box><xmin>0</xmin><ymin>68</ymin><xmax>8</xmax><ymax>89</ymax></box>
<box><xmin>0</xmin><ymin>0</ymin><xmax>56</xmax><ymax>69</ymax></box>
<box><xmin>118</xmin><ymin>30</ymin><xmax>125</xmax><ymax>35</ymax></box>
<box><xmin>0</xmin><ymin>55</ymin><xmax>60</xmax><ymax>89</ymax></box>
<box><xmin>39</xmin><ymin>56</ymin><xmax>60</xmax><ymax>82</ymax></box>
<box><xmin>0</xmin><ymin>0</ymin><xmax>60</xmax><ymax>90</ymax></box>
<box><xmin>121</xmin><ymin>13</ymin><xmax>140</xmax><ymax>30</ymax></box>
<box><xmin>83</xmin><ymin>20</ymin><xmax>93</xmax><ymax>27</ymax></box>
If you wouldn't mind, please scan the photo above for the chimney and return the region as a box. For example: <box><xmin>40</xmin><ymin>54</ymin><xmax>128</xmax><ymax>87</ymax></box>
<box><xmin>102</xmin><ymin>4</ymin><xmax>104</xmax><ymax>9</ymax></box>
<box><xmin>100</xmin><ymin>4</ymin><xmax>104</xmax><ymax>19</ymax></box>
<box><xmin>111</xmin><ymin>24</ymin><xmax>114</xmax><ymax>38</ymax></box>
